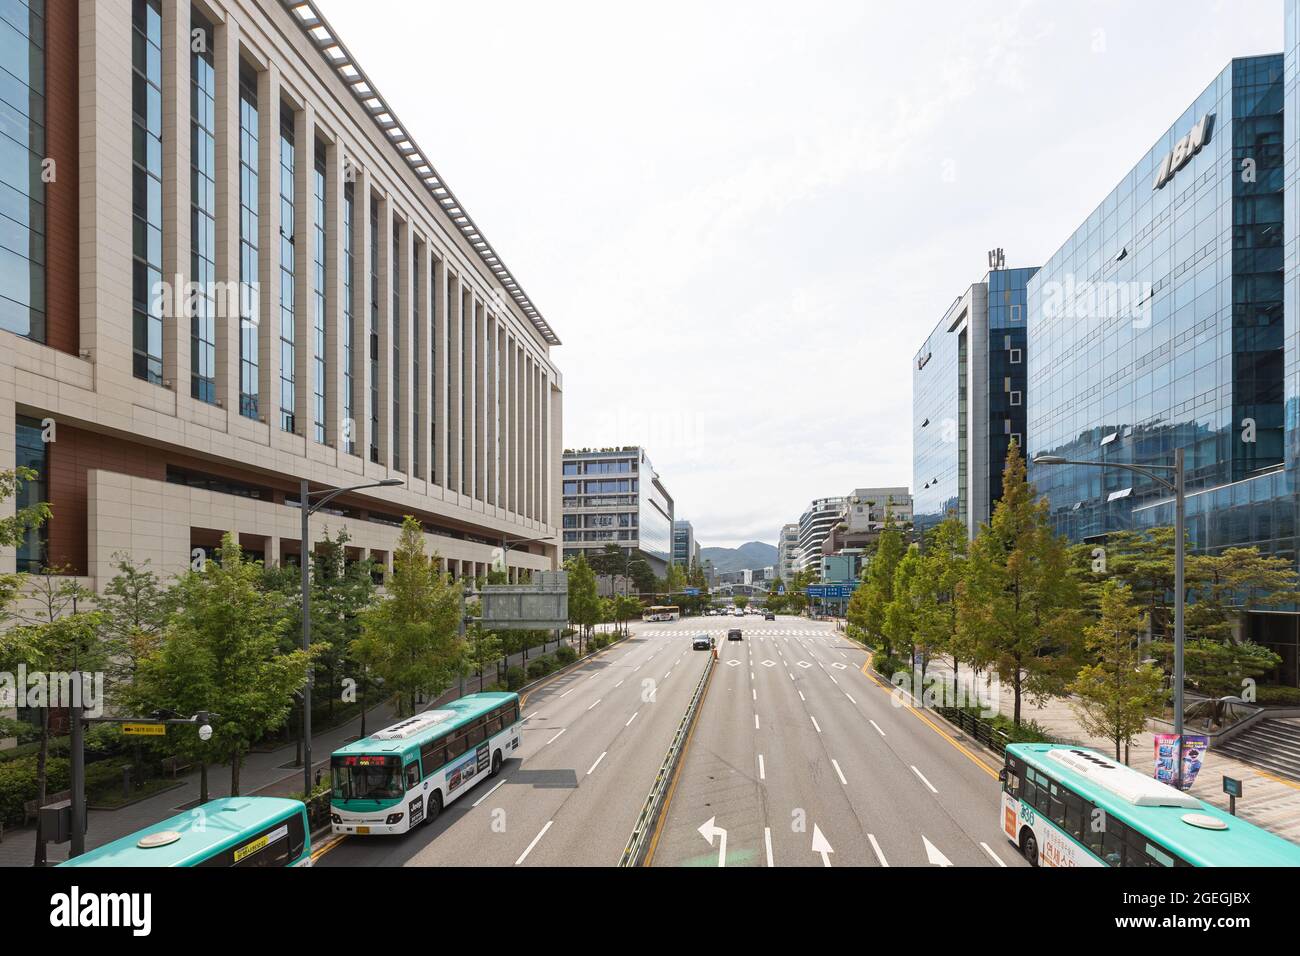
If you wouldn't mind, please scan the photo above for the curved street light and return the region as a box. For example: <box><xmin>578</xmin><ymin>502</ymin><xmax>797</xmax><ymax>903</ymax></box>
<box><xmin>300</xmin><ymin>477</ymin><xmax>403</xmax><ymax>799</ymax></box>
<box><xmin>1034</xmin><ymin>448</ymin><xmax>1187</xmax><ymax>789</ymax></box>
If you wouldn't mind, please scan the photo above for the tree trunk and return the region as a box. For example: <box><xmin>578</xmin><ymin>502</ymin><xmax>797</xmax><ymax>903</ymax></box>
<box><xmin>231</xmin><ymin>752</ymin><xmax>242</xmax><ymax>797</ymax></box>
<box><xmin>33</xmin><ymin>707</ymin><xmax>48</xmax><ymax>867</ymax></box>
<box><xmin>1013</xmin><ymin>659</ymin><xmax>1023</xmax><ymax>727</ymax></box>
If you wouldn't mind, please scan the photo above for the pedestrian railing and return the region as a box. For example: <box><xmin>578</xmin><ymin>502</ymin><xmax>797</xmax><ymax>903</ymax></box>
<box><xmin>619</xmin><ymin>655</ymin><xmax>715</xmax><ymax>867</ymax></box>
<box><xmin>934</xmin><ymin>706</ymin><xmax>1012</xmax><ymax>756</ymax></box>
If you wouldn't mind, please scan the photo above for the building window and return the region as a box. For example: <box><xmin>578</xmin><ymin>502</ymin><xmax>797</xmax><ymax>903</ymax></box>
<box><xmin>132</xmin><ymin>0</ymin><xmax>164</xmax><ymax>384</ymax></box>
<box><xmin>311</xmin><ymin>141</ymin><xmax>326</xmax><ymax>444</ymax></box>
<box><xmin>190</xmin><ymin>9</ymin><xmax>216</xmax><ymax>403</ymax></box>
<box><xmin>1009</xmin><ymin>348</ymin><xmax>1022</xmax><ymax>364</ymax></box>
<box><xmin>342</xmin><ymin>177</ymin><xmax>355</xmax><ymax>454</ymax></box>
<box><xmin>412</xmin><ymin>239</ymin><xmax>421</xmax><ymax>474</ymax></box>
<box><xmin>369</xmin><ymin>196</ymin><xmax>379</xmax><ymax>463</ymax></box>
<box><xmin>1010</xmin><ymin>390</ymin><xmax>1023</xmax><ymax>407</ymax></box>
<box><xmin>391</xmin><ymin>221</ymin><xmax>401</xmax><ymax>472</ymax></box>
<box><xmin>238</xmin><ymin>63</ymin><xmax>260</xmax><ymax>420</ymax></box>
<box><xmin>0</xmin><ymin>0</ymin><xmax>46</xmax><ymax>342</ymax></box>
<box><xmin>15</xmin><ymin>415</ymin><xmax>47</xmax><ymax>572</ymax></box>
<box><xmin>278</xmin><ymin>103</ymin><xmax>296</xmax><ymax>434</ymax></box>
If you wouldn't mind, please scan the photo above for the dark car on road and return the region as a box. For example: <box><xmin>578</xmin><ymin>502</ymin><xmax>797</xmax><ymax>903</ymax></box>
<box><xmin>727</xmin><ymin>628</ymin><xmax>743</xmax><ymax>641</ymax></box>
<box><xmin>764</xmin><ymin>611</ymin><xmax>775</xmax><ymax>621</ymax></box>
<box><xmin>692</xmin><ymin>635</ymin><xmax>714</xmax><ymax>650</ymax></box>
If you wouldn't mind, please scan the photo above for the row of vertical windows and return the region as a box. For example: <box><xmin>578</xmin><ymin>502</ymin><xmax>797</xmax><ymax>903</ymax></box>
<box><xmin>413</xmin><ymin>240</ymin><xmax>421</xmax><ymax>474</ymax></box>
<box><xmin>369</xmin><ymin>198</ymin><xmax>379</xmax><ymax>463</ymax></box>
<box><xmin>190</xmin><ymin>10</ymin><xmax>216</xmax><ymax>403</ymax></box>
<box><xmin>0</xmin><ymin>0</ymin><xmax>47</xmax><ymax>343</ymax></box>
<box><xmin>392</xmin><ymin>222</ymin><xmax>401</xmax><ymax>472</ymax></box>
<box><xmin>131</xmin><ymin>0</ymin><xmax>164</xmax><ymax>384</ymax></box>
<box><xmin>15</xmin><ymin>414</ymin><xmax>47</xmax><ymax>572</ymax></box>
<box><xmin>312</xmin><ymin>142</ymin><xmax>327</xmax><ymax>445</ymax></box>
<box><xmin>343</xmin><ymin>180</ymin><xmax>355</xmax><ymax>455</ymax></box>
<box><xmin>278</xmin><ymin>105</ymin><xmax>295</xmax><ymax>434</ymax></box>
<box><xmin>238</xmin><ymin>63</ymin><xmax>260</xmax><ymax>419</ymax></box>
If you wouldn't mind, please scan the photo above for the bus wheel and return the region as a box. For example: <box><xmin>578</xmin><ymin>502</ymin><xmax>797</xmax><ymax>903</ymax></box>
<box><xmin>489</xmin><ymin>751</ymin><xmax>503</xmax><ymax>778</ymax></box>
<box><xmin>1019</xmin><ymin>827</ymin><xmax>1039</xmax><ymax>867</ymax></box>
<box><xmin>425</xmin><ymin>791</ymin><xmax>442</xmax><ymax>826</ymax></box>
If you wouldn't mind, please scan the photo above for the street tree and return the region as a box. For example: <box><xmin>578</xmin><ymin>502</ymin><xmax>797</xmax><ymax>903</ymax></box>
<box><xmin>1069</xmin><ymin>581</ymin><xmax>1165</xmax><ymax>763</ymax></box>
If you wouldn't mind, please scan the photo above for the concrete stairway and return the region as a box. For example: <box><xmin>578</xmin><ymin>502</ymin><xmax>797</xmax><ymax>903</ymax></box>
<box><xmin>1214</xmin><ymin>718</ymin><xmax>1300</xmax><ymax>782</ymax></box>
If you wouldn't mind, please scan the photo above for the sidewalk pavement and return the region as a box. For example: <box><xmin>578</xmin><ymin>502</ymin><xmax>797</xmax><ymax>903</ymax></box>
<box><xmin>920</xmin><ymin>657</ymin><xmax>1300</xmax><ymax>845</ymax></box>
<box><xmin>0</xmin><ymin>633</ymin><xmax>580</xmax><ymax>866</ymax></box>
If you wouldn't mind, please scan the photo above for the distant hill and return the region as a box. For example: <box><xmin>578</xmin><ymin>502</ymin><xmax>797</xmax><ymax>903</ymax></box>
<box><xmin>700</xmin><ymin>541</ymin><xmax>778</xmax><ymax>573</ymax></box>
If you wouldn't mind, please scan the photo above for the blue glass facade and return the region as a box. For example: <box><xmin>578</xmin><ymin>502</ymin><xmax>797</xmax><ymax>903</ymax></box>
<box><xmin>1028</xmin><ymin>56</ymin><xmax>1286</xmax><ymax>546</ymax></box>
<box><xmin>913</xmin><ymin>266</ymin><xmax>1037</xmax><ymax>539</ymax></box>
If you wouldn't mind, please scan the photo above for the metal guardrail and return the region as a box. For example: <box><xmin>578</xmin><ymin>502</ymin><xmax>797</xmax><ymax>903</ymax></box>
<box><xmin>934</xmin><ymin>706</ymin><xmax>1012</xmax><ymax>755</ymax></box>
<box><xmin>619</xmin><ymin>654</ymin><xmax>715</xmax><ymax>867</ymax></box>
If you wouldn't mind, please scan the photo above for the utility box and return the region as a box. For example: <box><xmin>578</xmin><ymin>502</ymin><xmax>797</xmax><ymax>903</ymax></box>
<box><xmin>480</xmin><ymin>571</ymin><xmax>568</xmax><ymax>631</ymax></box>
<box><xmin>40</xmin><ymin>799</ymin><xmax>87</xmax><ymax>845</ymax></box>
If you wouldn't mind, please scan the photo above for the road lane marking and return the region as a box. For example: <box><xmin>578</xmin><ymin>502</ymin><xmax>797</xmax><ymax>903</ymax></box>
<box><xmin>472</xmin><ymin>779</ymin><xmax>506</xmax><ymax>807</ymax></box>
<box><xmin>615</xmin><ymin>679</ymin><xmax>624</xmax><ymax>688</ymax></box>
<box><xmin>558</xmin><ymin>688</ymin><xmax>575</xmax><ymax>698</ymax></box>
<box><xmin>810</xmin><ymin>716</ymin><xmax>822</xmax><ymax>733</ymax></box>
<box><xmin>911</xmin><ymin>765</ymin><xmax>938</xmax><ymax>793</ymax></box>
<box><xmin>587</xmin><ymin>751</ymin><xmax>608</xmax><ymax>775</ymax></box>
<box><xmin>754</xmin><ymin>714</ymin><xmax>760</xmax><ymax>730</ymax></box>
<box><xmin>626</xmin><ymin>711</ymin><xmax>639</xmax><ymax>727</ymax></box>
<box><xmin>765</xmin><ymin>827</ymin><xmax>774</xmax><ymax>867</ymax></box>
<box><xmin>587</xmin><ymin>698</ymin><xmax>602</xmax><ymax>711</ymax></box>
<box><xmin>869</xmin><ymin>720</ymin><xmax>885</xmax><ymax>736</ymax></box>
<box><xmin>981</xmin><ymin>842</ymin><xmax>1007</xmax><ymax>867</ymax></box>
<box><xmin>845</xmin><ymin>693</ymin><xmax>856</xmax><ymax>704</ymax></box>
<box><xmin>798</xmin><ymin>691</ymin><xmax>805</xmax><ymax>701</ymax></box>
<box><xmin>758</xmin><ymin>754</ymin><xmax>766</xmax><ymax>779</ymax></box>
<box><xmin>546</xmin><ymin>729</ymin><xmax>566</xmax><ymax>745</ymax></box>
<box><xmin>868</xmin><ymin>833</ymin><xmax>889</xmax><ymax>867</ymax></box>
<box><xmin>515</xmin><ymin>820</ymin><xmax>553</xmax><ymax>865</ymax></box>
<box><xmin>832</xmin><ymin>759</ymin><xmax>847</xmax><ymax>785</ymax></box>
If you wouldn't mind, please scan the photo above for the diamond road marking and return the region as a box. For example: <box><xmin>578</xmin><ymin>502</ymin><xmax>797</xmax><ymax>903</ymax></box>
<box><xmin>726</xmin><ymin>659</ymin><xmax>742</xmax><ymax>667</ymax></box>
<box><xmin>761</xmin><ymin>660</ymin><xmax>777</xmax><ymax>667</ymax></box>
<box><xmin>831</xmin><ymin>662</ymin><xmax>847</xmax><ymax>670</ymax></box>
<box><xmin>797</xmin><ymin>661</ymin><xmax>812</xmax><ymax>668</ymax></box>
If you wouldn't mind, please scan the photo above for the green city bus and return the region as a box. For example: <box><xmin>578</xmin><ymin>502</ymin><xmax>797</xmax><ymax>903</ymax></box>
<box><xmin>58</xmin><ymin>797</ymin><xmax>311</xmax><ymax>867</ymax></box>
<box><xmin>1000</xmin><ymin>743</ymin><xmax>1300</xmax><ymax>867</ymax></box>
<box><xmin>330</xmin><ymin>692</ymin><xmax>522</xmax><ymax>836</ymax></box>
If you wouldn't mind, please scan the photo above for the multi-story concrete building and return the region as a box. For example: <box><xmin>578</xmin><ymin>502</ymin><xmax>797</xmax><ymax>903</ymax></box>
<box><xmin>796</xmin><ymin>496</ymin><xmax>844</xmax><ymax>573</ymax></box>
<box><xmin>825</xmin><ymin>487</ymin><xmax>913</xmax><ymax>551</ymax></box>
<box><xmin>1</xmin><ymin>0</ymin><xmax>564</xmax><ymax>597</ymax></box>
<box><xmin>777</xmin><ymin>522</ymin><xmax>799</xmax><ymax>581</ymax></box>
<box><xmin>913</xmin><ymin>265</ymin><xmax>1038</xmax><ymax>539</ymax></box>
<box><xmin>671</xmin><ymin>519</ymin><xmax>695</xmax><ymax>569</ymax></box>
<box><xmin>561</xmin><ymin>446</ymin><xmax>674</xmax><ymax>576</ymax></box>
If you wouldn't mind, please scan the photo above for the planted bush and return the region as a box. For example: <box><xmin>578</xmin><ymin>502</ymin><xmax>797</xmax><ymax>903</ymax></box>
<box><xmin>505</xmin><ymin>666</ymin><xmax>526</xmax><ymax>690</ymax></box>
<box><xmin>555</xmin><ymin>646</ymin><xmax>577</xmax><ymax>665</ymax></box>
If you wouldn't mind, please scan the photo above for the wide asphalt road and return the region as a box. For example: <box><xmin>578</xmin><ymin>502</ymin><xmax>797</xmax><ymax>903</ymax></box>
<box><xmin>316</xmin><ymin>624</ymin><xmax>711</xmax><ymax>867</ymax></box>
<box><xmin>650</xmin><ymin>615</ymin><xmax>1027</xmax><ymax>867</ymax></box>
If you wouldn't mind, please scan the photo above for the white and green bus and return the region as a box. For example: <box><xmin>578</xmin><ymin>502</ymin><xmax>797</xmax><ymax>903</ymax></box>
<box><xmin>1001</xmin><ymin>743</ymin><xmax>1300</xmax><ymax>867</ymax></box>
<box><xmin>330</xmin><ymin>692</ymin><xmax>521</xmax><ymax>836</ymax></box>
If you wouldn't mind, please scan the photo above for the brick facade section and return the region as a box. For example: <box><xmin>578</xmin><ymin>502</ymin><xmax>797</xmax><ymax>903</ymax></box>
<box><xmin>43</xmin><ymin>0</ymin><xmax>79</xmax><ymax>356</ymax></box>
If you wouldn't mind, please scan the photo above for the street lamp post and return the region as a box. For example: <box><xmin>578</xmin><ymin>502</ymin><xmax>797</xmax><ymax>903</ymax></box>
<box><xmin>299</xmin><ymin>477</ymin><xmax>403</xmax><ymax>801</ymax></box>
<box><xmin>1033</xmin><ymin>448</ymin><xmax>1187</xmax><ymax>789</ymax></box>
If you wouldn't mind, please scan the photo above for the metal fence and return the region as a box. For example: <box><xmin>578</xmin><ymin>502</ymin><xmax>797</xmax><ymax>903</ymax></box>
<box><xmin>933</xmin><ymin>706</ymin><xmax>1012</xmax><ymax>756</ymax></box>
<box><xmin>619</xmin><ymin>656</ymin><xmax>715</xmax><ymax>867</ymax></box>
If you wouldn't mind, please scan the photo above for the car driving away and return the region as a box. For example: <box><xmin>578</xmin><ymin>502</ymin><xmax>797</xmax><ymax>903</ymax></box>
<box><xmin>692</xmin><ymin>634</ymin><xmax>714</xmax><ymax>650</ymax></box>
<box><xmin>764</xmin><ymin>611</ymin><xmax>775</xmax><ymax>621</ymax></box>
<box><xmin>727</xmin><ymin>628</ymin><xmax>743</xmax><ymax>641</ymax></box>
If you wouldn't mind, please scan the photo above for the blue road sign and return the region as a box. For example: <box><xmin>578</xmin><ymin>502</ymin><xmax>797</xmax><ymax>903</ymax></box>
<box><xmin>684</xmin><ymin>587</ymin><xmax>700</xmax><ymax>596</ymax></box>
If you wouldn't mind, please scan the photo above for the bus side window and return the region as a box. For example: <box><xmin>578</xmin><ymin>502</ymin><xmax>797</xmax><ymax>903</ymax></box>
<box><xmin>486</xmin><ymin>712</ymin><xmax>503</xmax><ymax>735</ymax></box>
<box><xmin>446</xmin><ymin>731</ymin><xmax>468</xmax><ymax>762</ymax></box>
<box><xmin>1081</xmin><ymin>798</ymin><xmax>1105</xmax><ymax>858</ymax></box>
<box><xmin>404</xmin><ymin>762</ymin><xmax>421</xmax><ymax>791</ymax></box>
<box><xmin>421</xmin><ymin>738</ymin><xmax>446</xmax><ymax>778</ymax></box>
<box><xmin>1101</xmin><ymin>817</ymin><xmax>1128</xmax><ymax>867</ymax></box>
<box><xmin>467</xmin><ymin>718</ymin><xmax>487</xmax><ymax>747</ymax></box>
<box><xmin>1062</xmin><ymin>788</ymin><xmax>1085</xmax><ymax>842</ymax></box>
<box><xmin>1048</xmin><ymin>782</ymin><xmax>1067</xmax><ymax>828</ymax></box>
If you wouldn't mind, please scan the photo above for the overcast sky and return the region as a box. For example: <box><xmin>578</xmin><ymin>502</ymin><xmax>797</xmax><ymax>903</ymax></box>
<box><xmin>316</xmin><ymin>0</ymin><xmax>1280</xmax><ymax>549</ymax></box>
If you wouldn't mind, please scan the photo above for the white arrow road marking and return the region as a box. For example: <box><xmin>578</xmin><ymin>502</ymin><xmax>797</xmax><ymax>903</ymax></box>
<box><xmin>868</xmin><ymin>833</ymin><xmax>889</xmax><ymax>867</ymax></box>
<box><xmin>911</xmin><ymin>765</ymin><xmax>938</xmax><ymax>794</ymax></box>
<box><xmin>981</xmin><ymin>842</ymin><xmax>1008</xmax><ymax>867</ymax></box>
<box><xmin>811</xmin><ymin>824</ymin><xmax>834</xmax><ymax>867</ymax></box>
<box><xmin>515</xmin><ymin>820</ymin><xmax>553</xmax><ymax>865</ymax></box>
<box><xmin>698</xmin><ymin>817</ymin><xmax>728</xmax><ymax>867</ymax></box>
<box><xmin>923</xmin><ymin>835</ymin><xmax>952</xmax><ymax>867</ymax></box>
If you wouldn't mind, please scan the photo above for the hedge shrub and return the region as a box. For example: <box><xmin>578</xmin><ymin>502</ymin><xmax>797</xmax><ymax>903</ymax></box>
<box><xmin>555</xmin><ymin>646</ymin><xmax>577</xmax><ymax>665</ymax></box>
<box><xmin>505</xmin><ymin>666</ymin><xmax>526</xmax><ymax>691</ymax></box>
<box><xmin>0</xmin><ymin>755</ymin><xmax>71</xmax><ymax>825</ymax></box>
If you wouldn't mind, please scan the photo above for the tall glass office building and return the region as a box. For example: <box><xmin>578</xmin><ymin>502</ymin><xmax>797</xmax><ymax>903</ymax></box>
<box><xmin>913</xmin><ymin>265</ymin><xmax>1038</xmax><ymax>539</ymax></box>
<box><xmin>1028</xmin><ymin>53</ymin><xmax>1297</xmax><ymax>682</ymax></box>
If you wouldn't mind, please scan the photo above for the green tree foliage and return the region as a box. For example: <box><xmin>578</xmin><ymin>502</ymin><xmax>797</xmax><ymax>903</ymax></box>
<box><xmin>352</xmin><ymin>518</ymin><xmax>463</xmax><ymax>718</ymax></box>
<box><xmin>956</xmin><ymin>442</ymin><xmax>1082</xmax><ymax>726</ymax></box>
<box><xmin>564</xmin><ymin>553</ymin><xmax>599</xmax><ymax>652</ymax></box>
<box><xmin>131</xmin><ymin>534</ymin><xmax>315</xmax><ymax>795</ymax></box>
<box><xmin>1185</xmin><ymin>547</ymin><xmax>1297</xmax><ymax>644</ymax></box>
<box><xmin>1068</xmin><ymin>581</ymin><xmax>1165</xmax><ymax>762</ymax></box>
<box><xmin>883</xmin><ymin>547</ymin><xmax>923</xmax><ymax>670</ymax></box>
<box><xmin>851</xmin><ymin>510</ymin><xmax>906</xmax><ymax>656</ymax></box>
<box><xmin>909</xmin><ymin>516</ymin><xmax>969</xmax><ymax>688</ymax></box>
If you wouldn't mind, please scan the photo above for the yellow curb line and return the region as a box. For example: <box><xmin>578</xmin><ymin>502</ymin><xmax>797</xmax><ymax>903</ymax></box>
<box><xmin>859</xmin><ymin>657</ymin><xmax>999</xmax><ymax>781</ymax></box>
<box><xmin>311</xmin><ymin>833</ymin><xmax>345</xmax><ymax>862</ymax></box>
<box><xmin>1254</xmin><ymin>768</ymin><xmax>1300</xmax><ymax>792</ymax></box>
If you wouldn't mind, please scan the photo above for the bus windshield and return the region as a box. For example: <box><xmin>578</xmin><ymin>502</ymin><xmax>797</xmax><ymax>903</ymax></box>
<box><xmin>332</xmin><ymin>756</ymin><xmax>404</xmax><ymax>801</ymax></box>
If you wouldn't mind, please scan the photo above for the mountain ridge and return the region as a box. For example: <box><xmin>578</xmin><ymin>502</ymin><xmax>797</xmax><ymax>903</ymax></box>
<box><xmin>699</xmin><ymin>541</ymin><xmax>778</xmax><ymax>572</ymax></box>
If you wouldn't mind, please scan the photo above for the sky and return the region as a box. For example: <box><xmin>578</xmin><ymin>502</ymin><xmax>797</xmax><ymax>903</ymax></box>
<box><xmin>315</xmin><ymin>0</ymin><xmax>1282</xmax><ymax>549</ymax></box>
